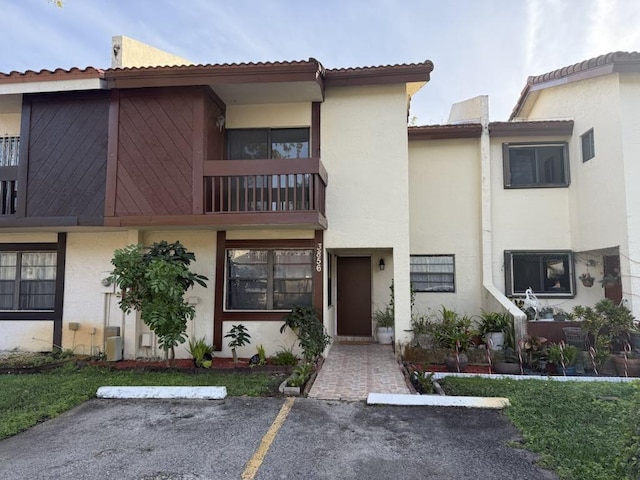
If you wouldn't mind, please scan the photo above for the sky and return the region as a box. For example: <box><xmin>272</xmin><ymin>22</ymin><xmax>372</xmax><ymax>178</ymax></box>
<box><xmin>1</xmin><ymin>0</ymin><xmax>640</xmax><ymax>123</ymax></box>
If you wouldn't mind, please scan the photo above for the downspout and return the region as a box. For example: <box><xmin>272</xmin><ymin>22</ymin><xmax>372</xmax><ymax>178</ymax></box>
<box><xmin>479</xmin><ymin>97</ymin><xmax>527</xmax><ymax>340</ymax></box>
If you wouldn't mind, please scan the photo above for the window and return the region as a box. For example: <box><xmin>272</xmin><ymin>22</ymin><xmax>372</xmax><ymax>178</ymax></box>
<box><xmin>227</xmin><ymin>128</ymin><xmax>309</xmax><ymax>160</ymax></box>
<box><xmin>0</xmin><ymin>136</ymin><xmax>19</xmax><ymax>216</ymax></box>
<box><xmin>503</xmin><ymin>143</ymin><xmax>569</xmax><ymax>188</ymax></box>
<box><xmin>410</xmin><ymin>255</ymin><xmax>455</xmax><ymax>292</ymax></box>
<box><xmin>581</xmin><ymin>129</ymin><xmax>595</xmax><ymax>162</ymax></box>
<box><xmin>0</xmin><ymin>251</ymin><xmax>57</xmax><ymax>310</ymax></box>
<box><xmin>226</xmin><ymin>249</ymin><xmax>313</xmax><ymax>310</ymax></box>
<box><xmin>504</xmin><ymin>251</ymin><xmax>574</xmax><ymax>297</ymax></box>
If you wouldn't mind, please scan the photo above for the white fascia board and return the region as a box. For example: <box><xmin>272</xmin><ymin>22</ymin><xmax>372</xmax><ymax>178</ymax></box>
<box><xmin>0</xmin><ymin>78</ymin><xmax>107</xmax><ymax>95</ymax></box>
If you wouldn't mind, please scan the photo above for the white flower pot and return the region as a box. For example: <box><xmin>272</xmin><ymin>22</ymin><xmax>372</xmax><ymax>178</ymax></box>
<box><xmin>377</xmin><ymin>327</ymin><xmax>393</xmax><ymax>345</ymax></box>
<box><xmin>484</xmin><ymin>332</ymin><xmax>504</xmax><ymax>350</ymax></box>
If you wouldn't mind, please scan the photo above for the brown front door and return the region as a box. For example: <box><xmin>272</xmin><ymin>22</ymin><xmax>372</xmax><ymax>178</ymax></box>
<box><xmin>604</xmin><ymin>255</ymin><xmax>622</xmax><ymax>304</ymax></box>
<box><xmin>337</xmin><ymin>256</ymin><xmax>372</xmax><ymax>336</ymax></box>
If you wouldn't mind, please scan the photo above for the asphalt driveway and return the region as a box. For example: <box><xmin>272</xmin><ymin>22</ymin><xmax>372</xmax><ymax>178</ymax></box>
<box><xmin>0</xmin><ymin>397</ymin><xmax>556</xmax><ymax>480</ymax></box>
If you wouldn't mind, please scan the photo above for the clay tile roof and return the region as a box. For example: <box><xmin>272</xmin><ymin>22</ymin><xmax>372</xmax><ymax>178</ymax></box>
<box><xmin>408</xmin><ymin>123</ymin><xmax>482</xmax><ymax>141</ymax></box>
<box><xmin>325</xmin><ymin>60</ymin><xmax>434</xmax><ymax>87</ymax></box>
<box><xmin>105</xmin><ymin>58</ymin><xmax>323</xmax><ymax>75</ymax></box>
<box><xmin>509</xmin><ymin>51</ymin><xmax>640</xmax><ymax>120</ymax></box>
<box><xmin>0</xmin><ymin>66</ymin><xmax>104</xmax><ymax>84</ymax></box>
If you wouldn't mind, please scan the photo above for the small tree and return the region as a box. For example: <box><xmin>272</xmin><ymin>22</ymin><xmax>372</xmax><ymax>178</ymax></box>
<box><xmin>225</xmin><ymin>324</ymin><xmax>251</xmax><ymax>364</ymax></box>
<box><xmin>111</xmin><ymin>241</ymin><xmax>207</xmax><ymax>364</ymax></box>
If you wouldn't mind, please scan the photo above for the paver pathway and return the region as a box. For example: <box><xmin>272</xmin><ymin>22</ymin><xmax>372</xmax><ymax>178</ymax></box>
<box><xmin>308</xmin><ymin>342</ymin><xmax>411</xmax><ymax>401</ymax></box>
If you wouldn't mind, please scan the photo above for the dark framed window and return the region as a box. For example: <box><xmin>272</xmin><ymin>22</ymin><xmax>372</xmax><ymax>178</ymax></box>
<box><xmin>581</xmin><ymin>129</ymin><xmax>595</xmax><ymax>162</ymax></box>
<box><xmin>0</xmin><ymin>250</ymin><xmax>57</xmax><ymax>310</ymax></box>
<box><xmin>503</xmin><ymin>143</ymin><xmax>569</xmax><ymax>188</ymax></box>
<box><xmin>226</xmin><ymin>248</ymin><xmax>313</xmax><ymax>310</ymax></box>
<box><xmin>227</xmin><ymin>128</ymin><xmax>309</xmax><ymax>160</ymax></box>
<box><xmin>410</xmin><ymin>255</ymin><xmax>455</xmax><ymax>292</ymax></box>
<box><xmin>504</xmin><ymin>250</ymin><xmax>575</xmax><ymax>298</ymax></box>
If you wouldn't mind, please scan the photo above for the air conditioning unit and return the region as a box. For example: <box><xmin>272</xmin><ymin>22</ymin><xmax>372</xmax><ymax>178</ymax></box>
<box><xmin>140</xmin><ymin>333</ymin><xmax>153</xmax><ymax>348</ymax></box>
<box><xmin>105</xmin><ymin>336</ymin><xmax>123</xmax><ymax>362</ymax></box>
<box><xmin>104</xmin><ymin>326</ymin><xmax>120</xmax><ymax>338</ymax></box>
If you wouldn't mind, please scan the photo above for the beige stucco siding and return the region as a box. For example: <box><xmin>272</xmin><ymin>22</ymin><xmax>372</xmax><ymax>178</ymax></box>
<box><xmin>226</xmin><ymin>103</ymin><xmax>311</xmax><ymax>129</ymax></box>
<box><xmin>0</xmin><ymin>114</ymin><xmax>20</xmax><ymax>136</ymax></box>
<box><xmin>526</xmin><ymin>75</ymin><xmax>627</xmax><ymax>253</ymax></box>
<box><xmin>408</xmin><ymin>138</ymin><xmax>482</xmax><ymax>316</ymax></box>
<box><xmin>620</xmin><ymin>74</ymin><xmax>640</xmax><ymax>313</ymax></box>
<box><xmin>321</xmin><ymin>84</ymin><xmax>412</xmax><ymax>344</ymax></box>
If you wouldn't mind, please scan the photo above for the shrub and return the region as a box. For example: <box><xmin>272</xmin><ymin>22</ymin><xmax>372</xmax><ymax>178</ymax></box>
<box><xmin>281</xmin><ymin>305</ymin><xmax>331</xmax><ymax>362</ymax></box>
<box><xmin>270</xmin><ymin>347</ymin><xmax>298</xmax><ymax>366</ymax></box>
<box><xmin>187</xmin><ymin>337</ymin><xmax>214</xmax><ymax>368</ymax></box>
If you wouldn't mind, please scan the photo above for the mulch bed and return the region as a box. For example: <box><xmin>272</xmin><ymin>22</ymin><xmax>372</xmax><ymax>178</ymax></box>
<box><xmin>84</xmin><ymin>357</ymin><xmax>294</xmax><ymax>374</ymax></box>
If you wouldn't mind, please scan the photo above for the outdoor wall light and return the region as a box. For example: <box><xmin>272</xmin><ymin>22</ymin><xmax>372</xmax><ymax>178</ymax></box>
<box><xmin>379</xmin><ymin>259</ymin><xmax>385</xmax><ymax>271</ymax></box>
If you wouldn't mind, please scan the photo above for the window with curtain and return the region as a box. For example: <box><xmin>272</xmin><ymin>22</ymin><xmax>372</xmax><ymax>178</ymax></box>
<box><xmin>226</xmin><ymin>248</ymin><xmax>313</xmax><ymax>310</ymax></box>
<box><xmin>410</xmin><ymin>255</ymin><xmax>455</xmax><ymax>292</ymax></box>
<box><xmin>504</xmin><ymin>250</ymin><xmax>574</xmax><ymax>298</ymax></box>
<box><xmin>0</xmin><ymin>251</ymin><xmax>57</xmax><ymax>310</ymax></box>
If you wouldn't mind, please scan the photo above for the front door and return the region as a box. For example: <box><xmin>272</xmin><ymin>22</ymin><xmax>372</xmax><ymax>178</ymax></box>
<box><xmin>604</xmin><ymin>255</ymin><xmax>622</xmax><ymax>304</ymax></box>
<box><xmin>337</xmin><ymin>256</ymin><xmax>371</xmax><ymax>336</ymax></box>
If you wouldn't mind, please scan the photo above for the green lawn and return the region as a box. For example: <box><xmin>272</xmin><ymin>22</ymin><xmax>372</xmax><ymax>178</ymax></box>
<box><xmin>0</xmin><ymin>364</ymin><xmax>285</xmax><ymax>440</ymax></box>
<box><xmin>442</xmin><ymin>377</ymin><xmax>640</xmax><ymax>480</ymax></box>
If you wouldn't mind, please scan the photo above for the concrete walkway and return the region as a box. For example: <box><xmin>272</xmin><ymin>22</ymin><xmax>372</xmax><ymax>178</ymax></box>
<box><xmin>308</xmin><ymin>343</ymin><xmax>411</xmax><ymax>401</ymax></box>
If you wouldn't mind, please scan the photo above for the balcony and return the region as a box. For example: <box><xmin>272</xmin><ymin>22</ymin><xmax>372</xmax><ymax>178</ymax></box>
<box><xmin>0</xmin><ymin>136</ymin><xmax>19</xmax><ymax>216</ymax></box>
<box><xmin>203</xmin><ymin>158</ymin><xmax>327</xmax><ymax>228</ymax></box>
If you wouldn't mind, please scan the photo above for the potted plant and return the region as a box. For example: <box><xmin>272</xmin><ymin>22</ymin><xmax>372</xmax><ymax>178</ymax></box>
<box><xmin>548</xmin><ymin>343</ymin><xmax>579</xmax><ymax>375</ymax></box>
<box><xmin>478</xmin><ymin>311</ymin><xmax>511</xmax><ymax>350</ymax></box>
<box><xmin>430</xmin><ymin>306</ymin><xmax>474</xmax><ymax>372</ymax></box>
<box><xmin>553</xmin><ymin>308</ymin><xmax>570</xmax><ymax>322</ymax></box>
<box><xmin>539</xmin><ymin>306</ymin><xmax>554</xmax><ymax>321</ymax></box>
<box><xmin>579</xmin><ymin>272</ymin><xmax>595</xmax><ymax>287</ymax></box>
<box><xmin>521</xmin><ymin>335</ymin><xmax>549</xmax><ymax>372</ymax></box>
<box><xmin>373</xmin><ymin>305</ymin><xmax>394</xmax><ymax>345</ymax></box>
<box><xmin>613</xmin><ymin>350</ymin><xmax>640</xmax><ymax>377</ymax></box>
<box><xmin>407</xmin><ymin>314</ymin><xmax>433</xmax><ymax>348</ymax></box>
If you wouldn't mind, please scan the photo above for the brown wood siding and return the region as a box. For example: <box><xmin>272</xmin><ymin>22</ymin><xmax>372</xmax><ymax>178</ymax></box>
<box><xmin>115</xmin><ymin>88</ymin><xmax>197</xmax><ymax>216</ymax></box>
<box><xmin>24</xmin><ymin>92</ymin><xmax>108</xmax><ymax>223</ymax></box>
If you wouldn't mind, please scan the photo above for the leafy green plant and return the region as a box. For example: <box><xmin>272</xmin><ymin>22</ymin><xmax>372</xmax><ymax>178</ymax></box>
<box><xmin>256</xmin><ymin>344</ymin><xmax>267</xmax><ymax>366</ymax></box>
<box><xmin>373</xmin><ymin>305</ymin><xmax>394</xmax><ymax>328</ymax></box>
<box><xmin>478</xmin><ymin>311</ymin><xmax>511</xmax><ymax>335</ymax></box>
<box><xmin>407</xmin><ymin>364</ymin><xmax>435</xmax><ymax>394</ymax></box>
<box><xmin>270</xmin><ymin>346</ymin><xmax>298</xmax><ymax>366</ymax></box>
<box><xmin>281</xmin><ymin>305</ymin><xmax>331</xmax><ymax>362</ymax></box>
<box><xmin>187</xmin><ymin>337</ymin><xmax>214</xmax><ymax>368</ymax></box>
<box><xmin>547</xmin><ymin>343</ymin><xmax>579</xmax><ymax>366</ymax></box>
<box><xmin>573</xmin><ymin>299</ymin><xmax>636</xmax><ymax>366</ymax></box>
<box><xmin>430</xmin><ymin>306</ymin><xmax>475</xmax><ymax>351</ymax></box>
<box><xmin>111</xmin><ymin>241</ymin><xmax>208</xmax><ymax>364</ymax></box>
<box><xmin>225</xmin><ymin>324</ymin><xmax>251</xmax><ymax>364</ymax></box>
<box><xmin>286</xmin><ymin>362</ymin><xmax>315</xmax><ymax>387</ymax></box>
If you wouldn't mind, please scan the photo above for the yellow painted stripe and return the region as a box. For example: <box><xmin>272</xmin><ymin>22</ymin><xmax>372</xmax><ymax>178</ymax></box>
<box><xmin>241</xmin><ymin>397</ymin><xmax>295</xmax><ymax>480</ymax></box>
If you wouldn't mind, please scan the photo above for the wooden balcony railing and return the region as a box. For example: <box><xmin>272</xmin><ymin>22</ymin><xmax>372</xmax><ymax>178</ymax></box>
<box><xmin>203</xmin><ymin>158</ymin><xmax>327</xmax><ymax>217</ymax></box>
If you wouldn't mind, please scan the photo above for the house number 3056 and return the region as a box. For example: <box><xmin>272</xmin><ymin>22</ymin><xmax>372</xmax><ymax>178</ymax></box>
<box><xmin>315</xmin><ymin>243</ymin><xmax>322</xmax><ymax>272</ymax></box>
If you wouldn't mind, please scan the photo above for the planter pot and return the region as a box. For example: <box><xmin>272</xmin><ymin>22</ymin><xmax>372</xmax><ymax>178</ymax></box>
<box><xmin>553</xmin><ymin>314</ymin><xmax>567</xmax><ymax>322</ymax></box>
<box><xmin>556</xmin><ymin>365</ymin><xmax>577</xmax><ymax>376</ymax></box>
<box><xmin>484</xmin><ymin>332</ymin><xmax>504</xmax><ymax>350</ymax></box>
<box><xmin>580</xmin><ymin>277</ymin><xmax>595</xmax><ymax>287</ymax></box>
<box><xmin>630</xmin><ymin>331</ymin><xmax>640</xmax><ymax>351</ymax></box>
<box><xmin>444</xmin><ymin>352</ymin><xmax>468</xmax><ymax>372</ymax></box>
<box><xmin>377</xmin><ymin>327</ymin><xmax>393</xmax><ymax>345</ymax></box>
<box><xmin>412</xmin><ymin>333</ymin><xmax>433</xmax><ymax>349</ymax></box>
<box><xmin>613</xmin><ymin>355</ymin><xmax>640</xmax><ymax>377</ymax></box>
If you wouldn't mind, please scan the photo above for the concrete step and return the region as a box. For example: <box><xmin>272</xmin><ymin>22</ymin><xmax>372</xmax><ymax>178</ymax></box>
<box><xmin>336</xmin><ymin>336</ymin><xmax>375</xmax><ymax>344</ymax></box>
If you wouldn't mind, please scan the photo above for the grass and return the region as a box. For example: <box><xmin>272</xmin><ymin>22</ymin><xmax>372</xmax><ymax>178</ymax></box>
<box><xmin>0</xmin><ymin>363</ymin><xmax>286</xmax><ymax>440</ymax></box>
<box><xmin>442</xmin><ymin>377</ymin><xmax>640</xmax><ymax>480</ymax></box>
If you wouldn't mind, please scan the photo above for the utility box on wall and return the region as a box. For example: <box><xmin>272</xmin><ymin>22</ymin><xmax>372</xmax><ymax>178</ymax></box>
<box><xmin>105</xmin><ymin>336</ymin><xmax>123</xmax><ymax>361</ymax></box>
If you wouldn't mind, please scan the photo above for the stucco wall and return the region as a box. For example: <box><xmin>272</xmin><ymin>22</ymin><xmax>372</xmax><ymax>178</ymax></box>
<box><xmin>0</xmin><ymin>113</ymin><xmax>20</xmax><ymax>136</ymax></box>
<box><xmin>321</xmin><ymin>84</ymin><xmax>412</xmax><ymax>344</ymax></box>
<box><xmin>619</xmin><ymin>74</ymin><xmax>640</xmax><ymax>313</ymax></box>
<box><xmin>525</xmin><ymin>75</ymin><xmax>627</xmax><ymax>253</ymax></box>
<box><xmin>489</xmin><ymin>134</ymin><xmax>572</xmax><ymax>293</ymax></box>
<box><xmin>112</xmin><ymin>35</ymin><xmax>192</xmax><ymax>68</ymax></box>
<box><xmin>226</xmin><ymin>103</ymin><xmax>311</xmax><ymax>129</ymax></box>
<box><xmin>408</xmin><ymin>138</ymin><xmax>482</xmax><ymax>317</ymax></box>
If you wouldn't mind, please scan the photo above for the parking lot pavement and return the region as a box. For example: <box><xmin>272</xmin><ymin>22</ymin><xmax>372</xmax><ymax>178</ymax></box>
<box><xmin>0</xmin><ymin>397</ymin><xmax>557</xmax><ymax>480</ymax></box>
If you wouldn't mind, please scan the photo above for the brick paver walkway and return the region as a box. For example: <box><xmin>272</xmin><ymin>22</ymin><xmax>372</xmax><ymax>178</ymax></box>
<box><xmin>308</xmin><ymin>343</ymin><xmax>411</xmax><ymax>401</ymax></box>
